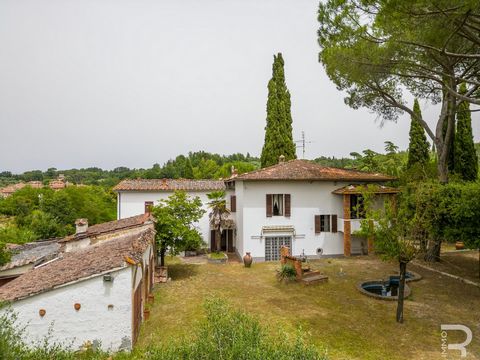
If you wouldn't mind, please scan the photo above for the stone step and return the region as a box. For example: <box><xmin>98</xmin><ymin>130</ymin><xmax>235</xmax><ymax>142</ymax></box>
<box><xmin>302</xmin><ymin>270</ymin><xmax>321</xmax><ymax>279</ymax></box>
<box><xmin>300</xmin><ymin>274</ymin><xmax>329</xmax><ymax>285</ymax></box>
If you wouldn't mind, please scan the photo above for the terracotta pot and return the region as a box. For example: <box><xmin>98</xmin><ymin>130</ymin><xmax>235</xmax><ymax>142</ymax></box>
<box><xmin>143</xmin><ymin>309</ymin><xmax>150</xmax><ymax>321</ymax></box>
<box><xmin>455</xmin><ymin>241</ymin><xmax>465</xmax><ymax>250</ymax></box>
<box><xmin>243</xmin><ymin>252</ymin><xmax>253</xmax><ymax>268</ymax></box>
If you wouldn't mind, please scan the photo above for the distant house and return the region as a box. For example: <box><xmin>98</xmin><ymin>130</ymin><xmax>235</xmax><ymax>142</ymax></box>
<box><xmin>0</xmin><ymin>181</ymin><xmax>43</xmax><ymax>197</ymax></box>
<box><xmin>115</xmin><ymin>160</ymin><xmax>398</xmax><ymax>261</ymax></box>
<box><xmin>0</xmin><ymin>228</ymin><xmax>156</xmax><ymax>352</ymax></box>
<box><xmin>0</xmin><ymin>239</ymin><xmax>60</xmax><ymax>286</ymax></box>
<box><xmin>113</xmin><ymin>179</ymin><xmax>225</xmax><ymax>246</ymax></box>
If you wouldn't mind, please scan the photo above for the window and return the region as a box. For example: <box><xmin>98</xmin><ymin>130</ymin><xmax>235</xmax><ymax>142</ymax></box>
<box><xmin>320</xmin><ymin>215</ymin><xmax>331</xmax><ymax>232</ymax></box>
<box><xmin>315</xmin><ymin>215</ymin><xmax>337</xmax><ymax>233</ymax></box>
<box><xmin>266</xmin><ymin>194</ymin><xmax>291</xmax><ymax>217</ymax></box>
<box><xmin>144</xmin><ymin>201</ymin><xmax>154</xmax><ymax>213</ymax></box>
<box><xmin>230</xmin><ymin>195</ymin><xmax>236</xmax><ymax>212</ymax></box>
<box><xmin>272</xmin><ymin>194</ymin><xmax>284</xmax><ymax>216</ymax></box>
<box><xmin>350</xmin><ymin>195</ymin><xmax>365</xmax><ymax>219</ymax></box>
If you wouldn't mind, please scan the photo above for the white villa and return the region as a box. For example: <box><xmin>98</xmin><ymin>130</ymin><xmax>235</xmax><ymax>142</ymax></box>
<box><xmin>114</xmin><ymin>159</ymin><xmax>398</xmax><ymax>261</ymax></box>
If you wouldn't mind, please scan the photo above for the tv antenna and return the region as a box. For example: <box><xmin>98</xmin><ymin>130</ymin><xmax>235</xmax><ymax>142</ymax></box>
<box><xmin>295</xmin><ymin>131</ymin><xmax>313</xmax><ymax>159</ymax></box>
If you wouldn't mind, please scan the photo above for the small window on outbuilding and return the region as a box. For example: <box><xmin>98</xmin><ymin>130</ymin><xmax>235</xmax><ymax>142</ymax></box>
<box><xmin>144</xmin><ymin>201</ymin><xmax>154</xmax><ymax>213</ymax></box>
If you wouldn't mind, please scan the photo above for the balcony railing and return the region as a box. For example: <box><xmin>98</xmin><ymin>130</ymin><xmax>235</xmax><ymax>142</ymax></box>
<box><xmin>338</xmin><ymin>218</ymin><xmax>363</xmax><ymax>233</ymax></box>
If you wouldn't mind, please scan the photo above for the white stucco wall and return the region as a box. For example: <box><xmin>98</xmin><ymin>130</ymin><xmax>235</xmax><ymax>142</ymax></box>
<box><xmin>237</xmin><ymin>180</ymin><xmax>351</xmax><ymax>260</ymax></box>
<box><xmin>117</xmin><ymin>191</ymin><xmax>212</xmax><ymax>246</ymax></box>
<box><xmin>3</xmin><ymin>267</ymin><xmax>133</xmax><ymax>352</ymax></box>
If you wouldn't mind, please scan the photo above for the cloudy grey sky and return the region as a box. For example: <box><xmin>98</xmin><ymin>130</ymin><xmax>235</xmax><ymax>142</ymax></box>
<box><xmin>0</xmin><ymin>0</ymin><xmax>478</xmax><ymax>173</ymax></box>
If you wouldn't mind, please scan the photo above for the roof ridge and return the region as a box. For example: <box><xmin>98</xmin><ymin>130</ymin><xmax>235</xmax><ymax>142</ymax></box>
<box><xmin>232</xmin><ymin>159</ymin><xmax>395</xmax><ymax>182</ymax></box>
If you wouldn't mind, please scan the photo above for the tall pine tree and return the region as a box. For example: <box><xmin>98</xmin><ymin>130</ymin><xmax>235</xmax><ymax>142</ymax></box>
<box><xmin>407</xmin><ymin>99</ymin><xmax>430</xmax><ymax>169</ymax></box>
<box><xmin>260</xmin><ymin>53</ymin><xmax>296</xmax><ymax>168</ymax></box>
<box><xmin>454</xmin><ymin>83</ymin><xmax>478</xmax><ymax>181</ymax></box>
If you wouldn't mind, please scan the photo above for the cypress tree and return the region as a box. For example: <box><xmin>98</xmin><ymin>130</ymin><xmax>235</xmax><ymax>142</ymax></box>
<box><xmin>407</xmin><ymin>99</ymin><xmax>430</xmax><ymax>169</ymax></box>
<box><xmin>183</xmin><ymin>158</ymin><xmax>194</xmax><ymax>179</ymax></box>
<box><xmin>454</xmin><ymin>83</ymin><xmax>478</xmax><ymax>181</ymax></box>
<box><xmin>260</xmin><ymin>53</ymin><xmax>296</xmax><ymax>168</ymax></box>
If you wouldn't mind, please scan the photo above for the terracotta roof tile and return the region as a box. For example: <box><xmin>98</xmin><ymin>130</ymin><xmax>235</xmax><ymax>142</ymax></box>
<box><xmin>232</xmin><ymin>160</ymin><xmax>395</xmax><ymax>182</ymax></box>
<box><xmin>0</xmin><ymin>183</ymin><xmax>26</xmax><ymax>195</ymax></box>
<box><xmin>113</xmin><ymin>178</ymin><xmax>225</xmax><ymax>192</ymax></box>
<box><xmin>332</xmin><ymin>184</ymin><xmax>400</xmax><ymax>195</ymax></box>
<box><xmin>0</xmin><ymin>228</ymin><xmax>154</xmax><ymax>302</ymax></box>
<box><xmin>59</xmin><ymin>213</ymin><xmax>153</xmax><ymax>243</ymax></box>
<box><xmin>49</xmin><ymin>179</ymin><xmax>66</xmax><ymax>190</ymax></box>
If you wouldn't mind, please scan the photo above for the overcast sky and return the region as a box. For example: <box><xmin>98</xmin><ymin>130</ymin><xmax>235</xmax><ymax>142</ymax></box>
<box><xmin>0</xmin><ymin>0</ymin><xmax>478</xmax><ymax>173</ymax></box>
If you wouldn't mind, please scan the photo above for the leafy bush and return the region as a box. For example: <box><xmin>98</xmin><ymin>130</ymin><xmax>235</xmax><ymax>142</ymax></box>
<box><xmin>0</xmin><ymin>225</ymin><xmax>36</xmax><ymax>245</ymax></box>
<box><xmin>276</xmin><ymin>264</ymin><xmax>297</xmax><ymax>282</ymax></box>
<box><xmin>0</xmin><ymin>185</ymin><xmax>115</xmax><ymax>242</ymax></box>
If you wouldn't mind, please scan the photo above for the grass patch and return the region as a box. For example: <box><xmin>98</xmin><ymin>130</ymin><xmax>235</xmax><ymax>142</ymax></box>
<box><xmin>140</xmin><ymin>255</ymin><xmax>480</xmax><ymax>359</ymax></box>
<box><xmin>208</xmin><ymin>252</ymin><xmax>227</xmax><ymax>259</ymax></box>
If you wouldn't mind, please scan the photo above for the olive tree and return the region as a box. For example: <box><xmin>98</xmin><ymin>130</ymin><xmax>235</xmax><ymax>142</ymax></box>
<box><xmin>151</xmin><ymin>191</ymin><xmax>205</xmax><ymax>266</ymax></box>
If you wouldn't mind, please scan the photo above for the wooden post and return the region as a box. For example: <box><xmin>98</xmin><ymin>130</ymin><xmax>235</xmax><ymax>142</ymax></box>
<box><xmin>280</xmin><ymin>246</ymin><xmax>290</xmax><ymax>265</ymax></box>
<box><xmin>343</xmin><ymin>194</ymin><xmax>351</xmax><ymax>257</ymax></box>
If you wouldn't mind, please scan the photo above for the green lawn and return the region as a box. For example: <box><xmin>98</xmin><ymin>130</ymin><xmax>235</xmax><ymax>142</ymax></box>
<box><xmin>139</xmin><ymin>255</ymin><xmax>480</xmax><ymax>360</ymax></box>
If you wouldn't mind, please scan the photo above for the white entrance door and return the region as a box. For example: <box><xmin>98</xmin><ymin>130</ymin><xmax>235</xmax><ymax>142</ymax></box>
<box><xmin>265</xmin><ymin>236</ymin><xmax>292</xmax><ymax>261</ymax></box>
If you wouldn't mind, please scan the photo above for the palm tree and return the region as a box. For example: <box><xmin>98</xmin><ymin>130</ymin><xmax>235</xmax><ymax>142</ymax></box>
<box><xmin>207</xmin><ymin>190</ymin><xmax>230</xmax><ymax>252</ymax></box>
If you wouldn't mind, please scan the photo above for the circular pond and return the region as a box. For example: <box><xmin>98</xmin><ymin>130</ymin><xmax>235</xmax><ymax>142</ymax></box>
<box><xmin>357</xmin><ymin>279</ymin><xmax>411</xmax><ymax>301</ymax></box>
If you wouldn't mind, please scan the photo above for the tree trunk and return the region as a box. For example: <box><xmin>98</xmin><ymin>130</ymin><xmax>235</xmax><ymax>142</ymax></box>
<box><xmin>434</xmin><ymin>83</ymin><xmax>456</xmax><ymax>184</ymax></box>
<box><xmin>215</xmin><ymin>228</ymin><xmax>221</xmax><ymax>252</ymax></box>
<box><xmin>159</xmin><ymin>246</ymin><xmax>166</xmax><ymax>267</ymax></box>
<box><xmin>424</xmin><ymin>238</ymin><xmax>442</xmax><ymax>262</ymax></box>
<box><xmin>396</xmin><ymin>261</ymin><xmax>407</xmax><ymax>323</ymax></box>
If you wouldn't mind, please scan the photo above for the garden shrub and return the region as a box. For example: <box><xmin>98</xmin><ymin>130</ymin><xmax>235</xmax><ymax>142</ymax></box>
<box><xmin>276</xmin><ymin>264</ymin><xmax>297</xmax><ymax>282</ymax></box>
<box><xmin>1</xmin><ymin>298</ymin><xmax>326</xmax><ymax>360</ymax></box>
<box><xmin>143</xmin><ymin>298</ymin><xmax>326</xmax><ymax>360</ymax></box>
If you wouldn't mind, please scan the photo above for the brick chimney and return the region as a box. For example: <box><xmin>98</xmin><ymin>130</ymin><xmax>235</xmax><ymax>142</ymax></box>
<box><xmin>278</xmin><ymin>155</ymin><xmax>285</xmax><ymax>164</ymax></box>
<box><xmin>75</xmin><ymin>218</ymin><xmax>88</xmax><ymax>234</ymax></box>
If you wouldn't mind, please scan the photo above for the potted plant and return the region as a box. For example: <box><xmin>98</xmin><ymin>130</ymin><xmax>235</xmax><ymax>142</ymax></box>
<box><xmin>143</xmin><ymin>304</ymin><xmax>151</xmax><ymax>321</ymax></box>
<box><xmin>455</xmin><ymin>241</ymin><xmax>465</xmax><ymax>250</ymax></box>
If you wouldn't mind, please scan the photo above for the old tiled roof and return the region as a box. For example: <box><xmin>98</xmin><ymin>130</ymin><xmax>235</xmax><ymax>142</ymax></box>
<box><xmin>332</xmin><ymin>184</ymin><xmax>400</xmax><ymax>195</ymax></box>
<box><xmin>0</xmin><ymin>229</ymin><xmax>154</xmax><ymax>302</ymax></box>
<box><xmin>232</xmin><ymin>160</ymin><xmax>395</xmax><ymax>182</ymax></box>
<box><xmin>0</xmin><ymin>182</ymin><xmax>26</xmax><ymax>195</ymax></box>
<box><xmin>0</xmin><ymin>239</ymin><xmax>61</xmax><ymax>272</ymax></box>
<box><xmin>49</xmin><ymin>179</ymin><xmax>66</xmax><ymax>190</ymax></box>
<box><xmin>113</xmin><ymin>178</ymin><xmax>225</xmax><ymax>192</ymax></box>
<box><xmin>59</xmin><ymin>213</ymin><xmax>153</xmax><ymax>243</ymax></box>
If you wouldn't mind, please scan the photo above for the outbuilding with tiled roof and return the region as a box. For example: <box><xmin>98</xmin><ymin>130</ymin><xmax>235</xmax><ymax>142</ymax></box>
<box><xmin>0</xmin><ymin>228</ymin><xmax>156</xmax><ymax>352</ymax></box>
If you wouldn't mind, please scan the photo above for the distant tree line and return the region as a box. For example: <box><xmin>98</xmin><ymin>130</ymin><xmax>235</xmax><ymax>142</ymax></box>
<box><xmin>0</xmin><ymin>186</ymin><xmax>116</xmax><ymax>255</ymax></box>
<box><xmin>0</xmin><ymin>152</ymin><xmax>260</xmax><ymax>188</ymax></box>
